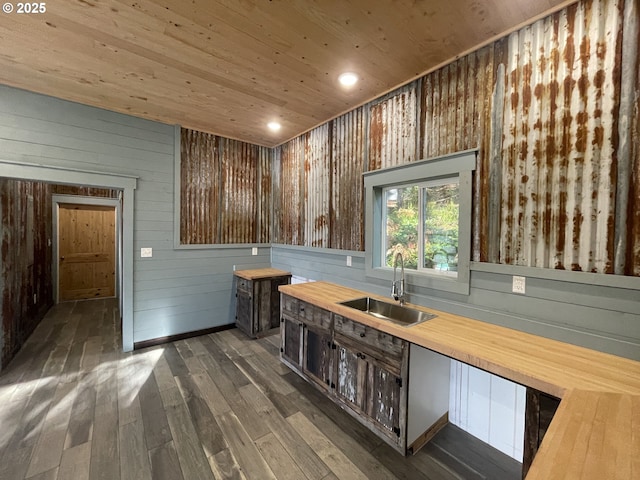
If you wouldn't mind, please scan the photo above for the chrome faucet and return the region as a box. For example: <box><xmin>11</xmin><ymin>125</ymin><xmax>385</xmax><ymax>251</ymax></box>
<box><xmin>391</xmin><ymin>252</ymin><xmax>405</xmax><ymax>305</ymax></box>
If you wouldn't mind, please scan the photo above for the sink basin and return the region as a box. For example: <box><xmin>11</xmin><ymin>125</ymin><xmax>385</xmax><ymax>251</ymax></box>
<box><xmin>338</xmin><ymin>297</ymin><xmax>437</xmax><ymax>327</ymax></box>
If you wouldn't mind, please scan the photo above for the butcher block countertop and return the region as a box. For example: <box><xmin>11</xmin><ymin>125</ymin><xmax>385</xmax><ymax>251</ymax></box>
<box><xmin>234</xmin><ymin>268</ymin><xmax>291</xmax><ymax>280</ymax></box>
<box><xmin>279</xmin><ymin>281</ymin><xmax>640</xmax><ymax>479</ymax></box>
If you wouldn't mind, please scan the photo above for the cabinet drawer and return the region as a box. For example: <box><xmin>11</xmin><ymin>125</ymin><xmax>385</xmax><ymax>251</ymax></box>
<box><xmin>281</xmin><ymin>294</ymin><xmax>299</xmax><ymax>316</ymax></box>
<box><xmin>299</xmin><ymin>302</ymin><xmax>332</xmax><ymax>330</ymax></box>
<box><xmin>334</xmin><ymin>315</ymin><xmax>405</xmax><ymax>359</ymax></box>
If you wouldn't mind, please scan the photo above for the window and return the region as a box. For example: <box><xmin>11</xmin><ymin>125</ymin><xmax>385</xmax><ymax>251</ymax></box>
<box><xmin>364</xmin><ymin>150</ymin><xmax>476</xmax><ymax>295</ymax></box>
<box><xmin>383</xmin><ymin>178</ymin><xmax>460</xmax><ymax>275</ymax></box>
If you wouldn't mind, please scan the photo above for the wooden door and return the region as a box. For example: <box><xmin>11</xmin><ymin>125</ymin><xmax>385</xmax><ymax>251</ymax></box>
<box><xmin>334</xmin><ymin>335</ymin><xmax>367</xmax><ymax>415</ymax></box>
<box><xmin>58</xmin><ymin>204</ymin><xmax>116</xmax><ymax>301</ymax></box>
<box><xmin>281</xmin><ymin>314</ymin><xmax>303</xmax><ymax>369</ymax></box>
<box><xmin>302</xmin><ymin>325</ymin><xmax>333</xmax><ymax>391</ymax></box>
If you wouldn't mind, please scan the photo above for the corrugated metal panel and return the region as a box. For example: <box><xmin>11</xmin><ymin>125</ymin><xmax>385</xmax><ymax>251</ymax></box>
<box><xmin>181</xmin><ymin>128</ymin><xmax>268</xmax><ymax>244</ymax></box>
<box><xmin>278</xmin><ymin>135</ymin><xmax>306</xmax><ymax>245</ymax></box>
<box><xmin>257</xmin><ymin>146</ymin><xmax>273</xmax><ymax>243</ymax></box>
<box><xmin>305</xmin><ymin>124</ymin><xmax>331</xmax><ymax>248</ymax></box>
<box><xmin>498</xmin><ymin>0</ymin><xmax>621</xmax><ymax>273</ymax></box>
<box><xmin>219</xmin><ymin>138</ymin><xmax>258</xmax><ymax>244</ymax></box>
<box><xmin>369</xmin><ymin>82</ymin><xmax>419</xmax><ymax>171</ymax></box>
<box><xmin>180</xmin><ymin>128</ymin><xmax>219</xmax><ymax>244</ymax></box>
<box><xmin>331</xmin><ymin>108</ymin><xmax>368</xmax><ymax>251</ymax></box>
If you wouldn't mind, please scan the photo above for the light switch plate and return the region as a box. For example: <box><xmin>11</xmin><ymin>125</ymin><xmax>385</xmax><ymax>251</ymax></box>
<box><xmin>252</xmin><ymin>247</ymin><xmax>258</xmax><ymax>256</ymax></box>
<box><xmin>346</xmin><ymin>255</ymin><xmax>352</xmax><ymax>266</ymax></box>
<box><xmin>141</xmin><ymin>247</ymin><xmax>153</xmax><ymax>258</ymax></box>
<box><xmin>512</xmin><ymin>276</ymin><xmax>526</xmax><ymax>294</ymax></box>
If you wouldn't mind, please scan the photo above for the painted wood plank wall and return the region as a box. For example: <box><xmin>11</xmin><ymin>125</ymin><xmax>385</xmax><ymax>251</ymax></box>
<box><xmin>0</xmin><ymin>85</ymin><xmax>266</xmax><ymax>343</ymax></box>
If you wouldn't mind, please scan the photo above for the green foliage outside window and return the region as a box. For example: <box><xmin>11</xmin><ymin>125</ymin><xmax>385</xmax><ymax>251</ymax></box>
<box><xmin>385</xmin><ymin>182</ymin><xmax>459</xmax><ymax>272</ymax></box>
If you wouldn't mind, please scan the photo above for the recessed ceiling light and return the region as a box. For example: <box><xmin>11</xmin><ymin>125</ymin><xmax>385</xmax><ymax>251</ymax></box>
<box><xmin>267</xmin><ymin>121</ymin><xmax>281</xmax><ymax>131</ymax></box>
<box><xmin>338</xmin><ymin>72</ymin><xmax>358</xmax><ymax>87</ymax></box>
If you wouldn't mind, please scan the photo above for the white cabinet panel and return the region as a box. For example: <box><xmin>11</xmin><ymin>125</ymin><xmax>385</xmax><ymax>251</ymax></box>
<box><xmin>449</xmin><ymin>360</ymin><xmax>525</xmax><ymax>461</ymax></box>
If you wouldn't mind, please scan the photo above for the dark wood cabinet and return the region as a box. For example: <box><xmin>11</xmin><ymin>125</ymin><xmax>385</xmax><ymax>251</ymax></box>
<box><xmin>234</xmin><ymin>269</ymin><xmax>291</xmax><ymax>338</ymax></box>
<box><xmin>333</xmin><ymin>317</ymin><xmax>407</xmax><ymax>449</ymax></box>
<box><xmin>303</xmin><ymin>325</ymin><xmax>334</xmax><ymax>391</ymax></box>
<box><xmin>281</xmin><ymin>296</ymin><xmax>416</xmax><ymax>454</ymax></box>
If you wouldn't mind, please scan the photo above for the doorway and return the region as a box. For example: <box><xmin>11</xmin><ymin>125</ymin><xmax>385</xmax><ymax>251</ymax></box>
<box><xmin>58</xmin><ymin>203</ymin><xmax>117</xmax><ymax>301</ymax></box>
<box><xmin>53</xmin><ymin>195</ymin><xmax>122</xmax><ymax>305</ymax></box>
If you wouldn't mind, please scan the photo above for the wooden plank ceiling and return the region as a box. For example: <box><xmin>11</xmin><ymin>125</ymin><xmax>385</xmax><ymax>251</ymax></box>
<box><xmin>0</xmin><ymin>0</ymin><xmax>575</xmax><ymax>147</ymax></box>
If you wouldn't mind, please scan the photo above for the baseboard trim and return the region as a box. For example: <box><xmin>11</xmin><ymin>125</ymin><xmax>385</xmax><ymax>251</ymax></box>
<box><xmin>133</xmin><ymin>324</ymin><xmax>236</xmax><ymax>350</ymax></box>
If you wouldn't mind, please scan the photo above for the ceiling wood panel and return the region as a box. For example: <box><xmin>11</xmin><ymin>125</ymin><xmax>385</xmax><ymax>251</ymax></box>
<box><xmin>0</xmin><ymin>0</ymin><xmax>576</xmax><ymax>146</ymax></box>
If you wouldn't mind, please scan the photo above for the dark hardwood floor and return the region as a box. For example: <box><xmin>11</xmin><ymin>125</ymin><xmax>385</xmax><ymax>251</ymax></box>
<box><xmin>0</xmin><ymin>298</ymin><xmax>521</xmax><ymax>479</ymax></box>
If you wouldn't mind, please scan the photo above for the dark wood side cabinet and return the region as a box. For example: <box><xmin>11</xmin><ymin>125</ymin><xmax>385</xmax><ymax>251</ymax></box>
<box><xmin>234</xmin><ymin>268</ymin><xmax>291</xmax><ymax>338</ymax></box>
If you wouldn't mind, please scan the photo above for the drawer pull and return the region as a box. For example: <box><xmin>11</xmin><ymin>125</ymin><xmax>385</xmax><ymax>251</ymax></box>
<box><xmin>359</xmin><ymin>332</ymin><xmax>365</xmax><ymax>338</ymax></box>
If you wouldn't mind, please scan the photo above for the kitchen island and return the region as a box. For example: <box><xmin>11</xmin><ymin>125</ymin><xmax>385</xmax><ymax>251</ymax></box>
<box><xmin>279</xmin><ymin>281</ymin><xmax>640</xmax><ymax>479</ymax></box>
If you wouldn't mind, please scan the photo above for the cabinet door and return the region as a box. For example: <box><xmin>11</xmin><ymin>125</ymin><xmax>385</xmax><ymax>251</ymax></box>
<box><xmin>236</xmin><ymin>286</ymin><xmax>253</xmax><ymax>336</ymax></box>
<box><xmin>334</xmin><ymin>336</ymin><xmax>367</xmax><ymax>414</ymax></box>
<box><xmin>281</xmin><ymin>314</ymin><xmax>303</xmax><ymax>369</ymax></box>
<box><xmin>303</xmin><ymin>325</ymin><xmax>333</xmax><ymax>391</ymax></box>
<box><xmin>366</xmin><ymin>358</ymin><xmax>403</xmax><ymax>442</ymax></box>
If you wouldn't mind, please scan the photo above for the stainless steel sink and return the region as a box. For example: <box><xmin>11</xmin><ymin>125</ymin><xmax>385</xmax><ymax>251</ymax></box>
<box><xmin>338</xmin><ymin>297</ymin><xmax>437</xmax><ymax>327</ymax></box>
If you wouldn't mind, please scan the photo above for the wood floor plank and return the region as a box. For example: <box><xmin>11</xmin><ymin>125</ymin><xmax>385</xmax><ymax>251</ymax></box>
<box><xmin>26</xmin><ymin>380</ymin><xmax>77</xmax><ymax>478</ymax></box>
<box><xmin>239</xmin><ymin>383</ymin><xmax>330</xmax><ymax>480</ymax></box>
<box><xmin>151</xmin><ymin>348</ymin><xmax>176</xmax><ymax>392</ymax></box>
<box><xmin>174</xmin><ymin>373</ymin><xmax>226</xmax><ymax>458</ymax></box>
<box><xmin>119</xmin><ymin>420</ymin><xmax>152</xmax><ymax>480</ymax></box>
<box><xmin>160</xmin><ymin>386</ymin><xmax>215</xmax><ymax>480</ymax></box>
<box><xmin>190</xmin><ymin>371</ymin><xmax>232</xmax><ymax>416</ymax></box>
<box><xmin>202</xmin><ymin>335</ymin><xmax>252</xmax><ymax>389</ymax></box>
<box><xmin>90</xmin><ymin>365</ymin><xmax>120</xmax><ymax>480</ymax></box>
<box><xmin>208</xmin><ymin>448</ymin><xmax>246</xmax><ymax>480</ymax></box>
<box><xmin>148</xmin><ymin>441</ymin><xmax>185</xmax><ymax>480</ymax></box>
<box><xmin>255</xmin><ymin>432</ymin><xmax>310</xmax><ymax>480</ymax></box>
<box><xmin>287</xmin><ymin>411</ymin><xmax>370</xmax><ymax>480</ymax></box>
<box><xmin>25</xmin><ymin>466</ymin><xmax>58</xmax><ymax>480</ymax></box>
<box><xmin>215</xmin><ymin>411</ymin><xmax>278</xmax><ymax>480</ymax></box>
<box><xmin>58</xmin><ymin>442</ymin><xmax>91</xmax><ymax>480</ymax></box>
<box><xmin>198</xmin><ymin>353</ymin><xmax>271</xmax><ymax>441</ymax></box>
<box><xmin>163</xmin><ymin>343</ymin><xmax>190</xmax><ymax>378</ymax></box>
<box><xmin>138</xmin><ymin>368</ymin><xmax>173</xmax><ymax>451</ymax></box>
<box><xmin>65</xmin><ymin>373</ymin><xmax>97</xmax><ymax>449</ymax></box>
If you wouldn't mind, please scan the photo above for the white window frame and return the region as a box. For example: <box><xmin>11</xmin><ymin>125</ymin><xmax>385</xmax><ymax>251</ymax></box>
<box><xmin>364</xmin><ymin>150</ymin><xmax>476</xmax><ymax>295</ymax></box>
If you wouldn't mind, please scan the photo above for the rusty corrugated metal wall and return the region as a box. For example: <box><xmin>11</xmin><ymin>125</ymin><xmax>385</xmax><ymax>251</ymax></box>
<box><xmin>180</xmin><ymin>128</ymin><xmax>271</xmax><ymax>244</ymax></box>
<box><xmin>276</xmin><ymin>135</ymin><xmax>306</xmax><ymax>245</ymax></box>
<box><xmin>274</xmin><ymin>0</ymin><xmax>639</xmax><ymax>275</ymax></box>
<box><xmin>332</xmin><ymin>109</ymin><xmax>368</xmax><ymax>251</ymax></box>
<box><xmin>305</xmin><ymin>125</ymin><xmax>331</xmax><ymax>248</ymax></box>
<box><xmin>369</xmin><ymin>82</ymin><xmax>419</xmax><ymax>170</ymax></box>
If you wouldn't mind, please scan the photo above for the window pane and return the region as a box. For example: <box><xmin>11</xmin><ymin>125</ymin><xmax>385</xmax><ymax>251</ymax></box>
<box><xmin>423</xmin><ymin>182</ymin><xmax>459</xmax><ymax>271</ymax></box>
<box><xmin>385</xmin><ymin>186</ymin><xmax>418</xmax><ymax>269</ymax></box>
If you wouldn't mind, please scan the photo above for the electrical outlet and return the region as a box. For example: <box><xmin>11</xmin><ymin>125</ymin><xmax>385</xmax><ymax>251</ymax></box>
<box><xmin>346</xmin><ymin>255</ymin><xmax>352</xmax><ymax>267</ymax></box>
<box><xmin>252</xmin><ymin>247</ymin><xmax>258</xmax><ymax>256</ymax></box>
<box><xmin>512</xmin><ymin>276</ymin><xmax>526</xmax><ymax>294</ymax></box>
<box><xmin>141</xmin><ymin>247</ymin><xmax>152</xmax><ymax>258</ymax></box>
